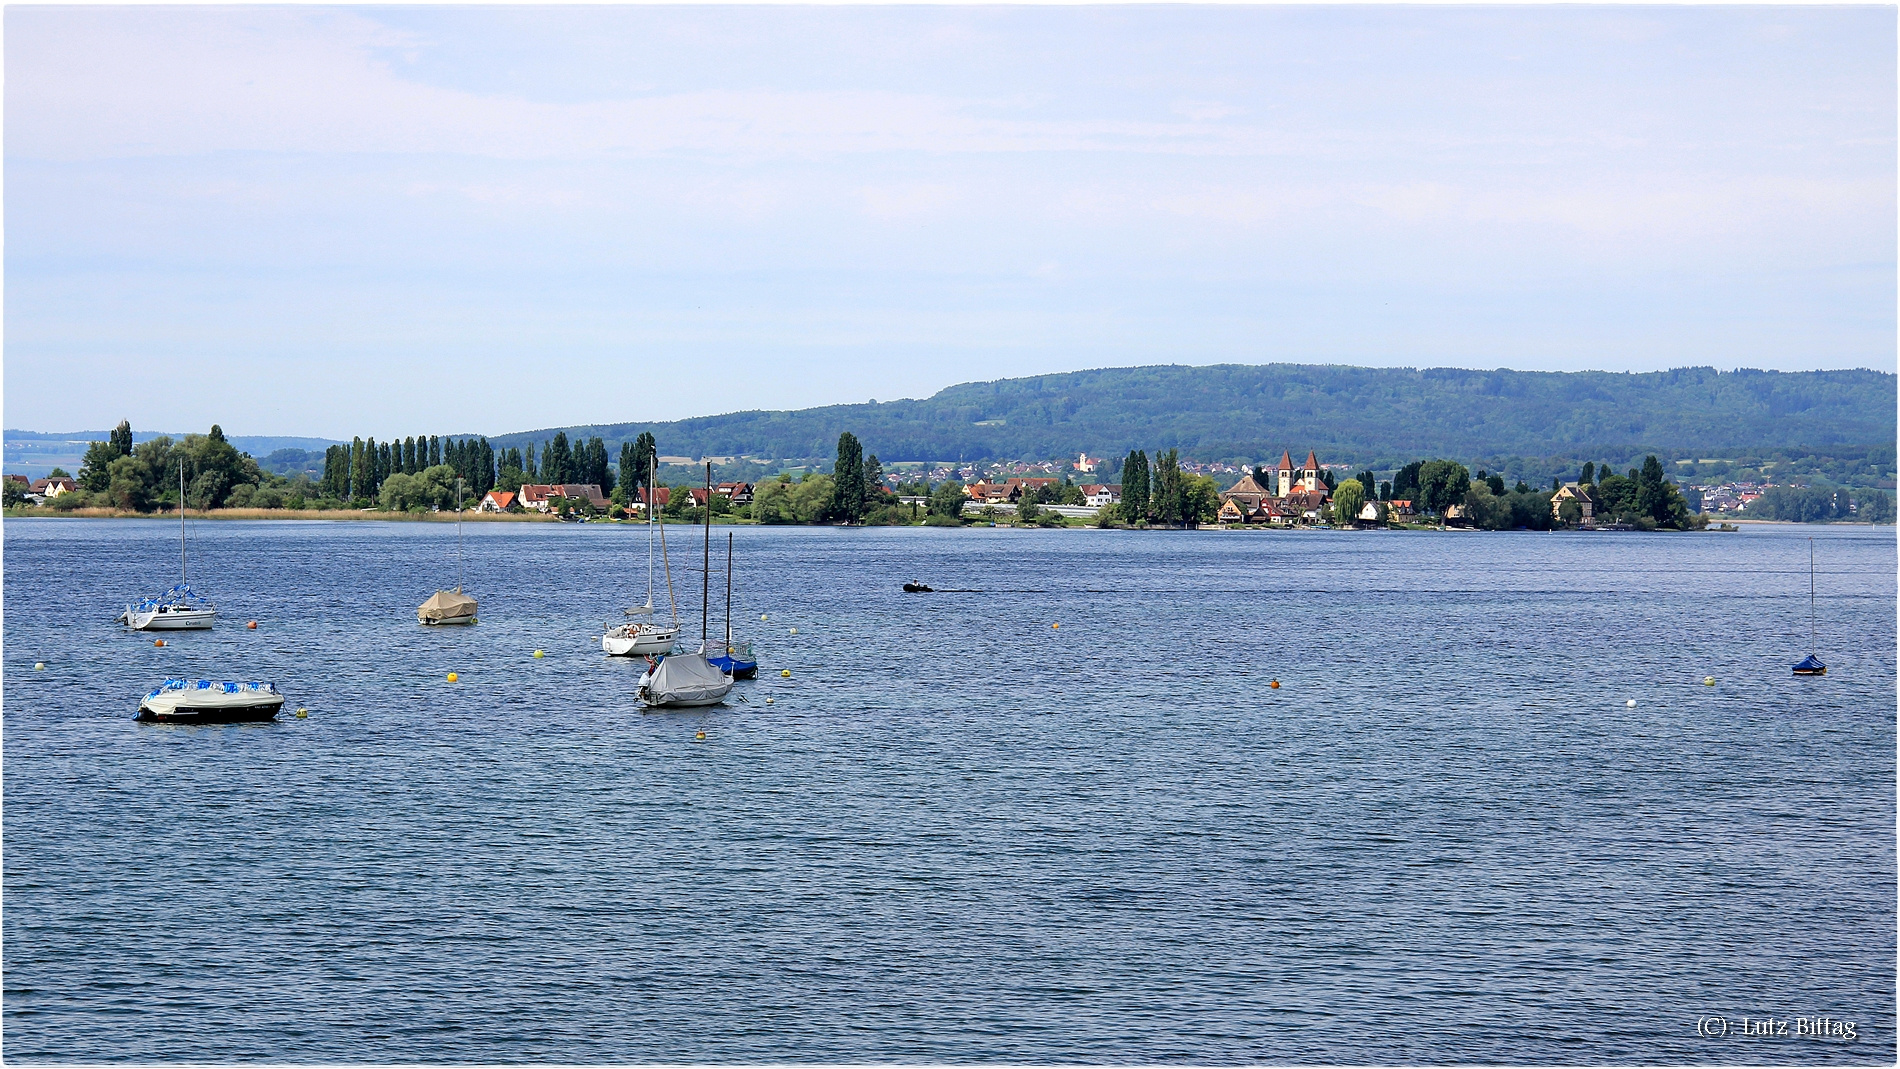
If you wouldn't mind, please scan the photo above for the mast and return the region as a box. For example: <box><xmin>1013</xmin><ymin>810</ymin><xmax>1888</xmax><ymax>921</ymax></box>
<box><xmin>644</xmin><ymin>454</ymin><xmax>656</xmax><ymax>611</ymax></box>
<box><xmin>179</xmin><ymin>462</ymin><xmax>188</xmax><ymax>582</ymax></box>
<box><xmin>725</xmin><ymin>531</ymin><xmax>734</xmax><ymax>651</ymax></box>
<box><xmin>701</xmin><ymin>460</ymin><xmax>712</xmax><ymax>648</ymax></box>
<box><xmin>656</xmin><ymin>457</ymin><xmax>678</xmax><ymax>627</ymax></box>
<box><xmin>1809</xmin><ymin>536</ymin><xmax>1816</xmax><ymax>652</ymax></box>
<box><xmin>456</xmin><ymin>478</ymin><xmax>465</xmax><ymax>593</ymax></box>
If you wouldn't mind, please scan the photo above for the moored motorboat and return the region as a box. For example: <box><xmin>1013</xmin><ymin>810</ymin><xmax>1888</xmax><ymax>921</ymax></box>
<box><xmin>137</xmin><ymin>679</ymin><xmax>284</xmax><ymax>723</ymax></box>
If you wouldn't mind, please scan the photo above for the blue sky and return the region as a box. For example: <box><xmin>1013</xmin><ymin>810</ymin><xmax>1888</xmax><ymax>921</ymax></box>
<box><xmin>6</xmin><ymin>5</ymin><xmax>1894</xmax><ymax>438</ymax></box>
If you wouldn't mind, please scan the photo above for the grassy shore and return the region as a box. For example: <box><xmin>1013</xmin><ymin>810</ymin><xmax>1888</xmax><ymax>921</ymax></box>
<box><xmin>6</xmin><ymin>506</ymin><xmax>559</xmax><ymax>522</ymax></box>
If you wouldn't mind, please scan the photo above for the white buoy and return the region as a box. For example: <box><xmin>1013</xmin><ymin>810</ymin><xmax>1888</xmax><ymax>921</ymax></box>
<box><xmin>1625</xmin><ymin>699</ymin><xmax>1636</xmax><ymax>707</ymax></box>
<box><xmin>34</xmin><ymin>662</ymin><xmax>45</xmax><ymax>671</ymax></box>
<box><xmin>765</xmin><ymin>697</ymin><xmax>774</xmax><ymax>705</ymax></box>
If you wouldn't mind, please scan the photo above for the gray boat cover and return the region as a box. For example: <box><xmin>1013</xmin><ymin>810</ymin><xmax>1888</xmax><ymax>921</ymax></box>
<box><xmin>418</xmin><ymin>589</ymin><xmax>478</xmax><ymax>623</ymax></box>
<box><xmin>640</xmin><ymin>651</ymin><xmax>732</xmax><ymax>706</ymax></box>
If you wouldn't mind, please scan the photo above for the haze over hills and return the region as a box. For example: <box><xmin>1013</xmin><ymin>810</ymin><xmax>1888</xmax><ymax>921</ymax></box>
<box><xmin>490</xmin><ymin>364</ymin><xmax>1897</xmax><ymax>471</ymax></box>
<box><xmin>10</xmin><ymin>363</ymin><xmax>1894</xmax><ymax>482</ymax></box>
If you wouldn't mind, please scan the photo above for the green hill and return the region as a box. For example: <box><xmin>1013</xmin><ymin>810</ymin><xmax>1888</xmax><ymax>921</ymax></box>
<box><xmin>494</xmin><ymin>364</ymin><xmax>1896</xmax><ymax>473</ymax></box>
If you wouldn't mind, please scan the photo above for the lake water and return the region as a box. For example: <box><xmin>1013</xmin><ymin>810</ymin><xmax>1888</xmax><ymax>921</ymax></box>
<box><xmin>4</xmin><ymin>518</ymin><xmax>1894</xmax><ymax>1063</ymax></box>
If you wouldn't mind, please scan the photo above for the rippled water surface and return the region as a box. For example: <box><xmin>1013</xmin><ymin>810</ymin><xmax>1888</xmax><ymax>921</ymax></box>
<box><xmin>5</xmin><ymin>518</ymin><xmax>1895</xmax><ymax>1063</ymax></box>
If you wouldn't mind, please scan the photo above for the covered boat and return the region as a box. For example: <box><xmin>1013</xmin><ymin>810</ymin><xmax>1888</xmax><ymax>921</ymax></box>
<box><xmin>137</xmin><ymin>679</ymin><xmax>283</xmax><ymax>723</ymax></box>
<box><xmin>418</xmin><ymin>588</ymin><xmax>478</xmax><ymax>625</ymax></box>
<box><xmin>707</xmin><ymin>639</ymin><xmax>758</xmax><ymax>679</ymax></box>
<box><xmin>1792</xmin><ymin>654</ymin><xmax>1827</xmax><ymax>676</ymax></box>
<box><xmin>638</xmin><ymin>650</ymin><xmax>733</xmax><ymax>708</ymax></box>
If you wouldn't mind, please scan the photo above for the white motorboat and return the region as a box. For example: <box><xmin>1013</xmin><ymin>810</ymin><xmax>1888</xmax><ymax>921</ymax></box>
<box><xmin>605</xmin><ymin>454</ymin><xmax>681</xmax><ymax>656</ymax></box>
<box><xmin>419</xmin><ymin>479</ymin><xmax>478</xmax><ymax>625</ymax></box>
<box><xmin>124</xmin><ymin>464</ymin><xmax>217</xmax><ymax>631</ymax></box>
<box><xmin>137</xmin><ymin>679</ymin><xmax>284</xmax><ymax>723</ymax></box>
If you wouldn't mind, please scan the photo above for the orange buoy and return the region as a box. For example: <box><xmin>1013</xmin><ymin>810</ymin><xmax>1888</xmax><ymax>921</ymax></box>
<box><xmin>1269</xmin><ymin>679</ymin><xmax>1280</xmax><ymax>689</ymax></box>
<box><xmin>154</xmin><ymin>639</ymin><xmax>165</xmax><ymax>647</ymax></box>
<box><xmin>247</xmin><ymin>620</ymin><xmax>258</xmax><ymax>629</ymax></box>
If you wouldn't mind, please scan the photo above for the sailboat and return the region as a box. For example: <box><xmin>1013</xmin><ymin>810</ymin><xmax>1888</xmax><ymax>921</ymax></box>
<box><xmin>706</xmin><ymin>531</ymin><xmax>758</xmax><ymax>678</ymax></box>
<box><xmin>638</xmin><ymin>462</ymin><xmax>734</xmax><ymax>708</ymax></box>
<box><xmin>1793</xmin><ymin>537</ymin><xmax>1826</xmax><ymax>676</ymax></box>
<box><xmin>604</xmin><ymin>455</ymin><xmax>682</xmax><ymax>656</ymax></box>
<box><xmin>418</xmin><ymin>479</ymin><xmax>478</xmax><ymax>625</ymax></box>
<box><xmin>121</xmin><ymin>463</ymin><xmax>217</xmax><ymax>630</ymax></box>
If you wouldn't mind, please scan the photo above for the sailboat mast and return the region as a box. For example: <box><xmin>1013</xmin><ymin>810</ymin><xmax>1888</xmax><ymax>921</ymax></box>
<box><xmin>456</xmin><ymin>478</ymin><xmax>465</xmax><ymax>593</ymax></box>
<box><xmin>645</xmin><ymin>455</ymin><xmax>656</xmax><ymax>610</ymax></box>
<box><xmin>702</xmin><ymin>461</ymin><xmax>712</xmax><ymax>647</ymax></box>
<box><xmin>656</xmin><ymin>457</ymin><xmax>678</xmax><ymax>627</ymax></box>
<box><xmin>1809</xmin><ymin>537</ymin><xmax>1816</xmax><ymax>652</ymax></box>
<box><xmin>725</xmin><ymin>531</ymin><xmax>733</xmax><ymax>650</ymax></box>
<box><xmin>179</xmin><ymin>461</ymin><xmax>188</xmax><ymax>582</ymax></box>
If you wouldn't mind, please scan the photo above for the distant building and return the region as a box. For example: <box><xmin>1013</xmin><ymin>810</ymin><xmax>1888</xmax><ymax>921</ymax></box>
<box><xmin>714</xmin><ymin>482</ymin><xmax>754</xmax><ymax>505</ymax></box>
<box><xmin>1075</xmin><ymin>453</ymin><xmax>1099</xmax><ymax>473</ymax></box>
<box><xmin>1551</xmin><ymin>483</ymin><xmax>1596</xmax><ymax>525</ymax></box>
<box><xmin>30</xmin><ymin>476</ymin><xmax>76</xmax><ymax>498</ymax></box>
<box><xmin>1081</xmin><ymin>484</ymin><xmax>1121</xmax><ymax>507</ymax></box>
<box><xmin>519</xmin><ymin>483</ymin><xmax>609</xmax><ymax>512</ymax></box>
<box><xmin>479</xmin><ymin>490</ymin><xmax>517</xmax><ymax>513</ymax></box>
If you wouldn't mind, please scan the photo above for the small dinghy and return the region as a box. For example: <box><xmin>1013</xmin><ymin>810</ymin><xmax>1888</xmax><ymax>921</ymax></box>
<box><xmin>902</xmin><ymin>581</ymin><xmax>934</xmax><ymax>593</ymax></box>
<box><xmin>137</xmin><ymin>679</ymin><xmax>284</xmax><ymax>723</ymax></box>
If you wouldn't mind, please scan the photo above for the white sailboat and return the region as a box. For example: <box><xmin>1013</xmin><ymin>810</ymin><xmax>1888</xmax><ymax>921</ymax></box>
<box><xmin>122</xmin><ymin>463</ymin><xmax>217</xmax><ymax>631</ymax></box>
<box><xmin>638</xmin><ymin>461</ymin><xmax>733</xmax><ymax>708</ymax></box>
<box><xmin>418</xmin><ymin>479</ymin><xmax>478</xmax><ymax>625</ymax></box>
<box><xmin>605</xmin><ymin>455</ymin><xmax>681</xmax><ymax>656</ymax></box>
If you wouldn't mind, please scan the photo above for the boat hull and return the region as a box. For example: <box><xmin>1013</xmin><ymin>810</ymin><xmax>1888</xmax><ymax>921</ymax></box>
<box><xmin>419</xmin><ymin>616</ymin><xmax>478</xmax><ymax>626</ymax></box>
<box><xmin>125</xmin><ymin>607</ymin><xmax>217</xmax><ymax>631</ymax></box>
<box><xmin>707</xmin><ymin>654</ymin><xmax>757</xmax><ymax>679</ymax></box>
<box><xmin>137</xmin><ymin>693</ymin><xmax>283</xmax><ymax>723</ymax></box>
<box><xmin>604</xmin><ymin>625</ymin><xmax>679</xmax><ymax>657</ymax></box>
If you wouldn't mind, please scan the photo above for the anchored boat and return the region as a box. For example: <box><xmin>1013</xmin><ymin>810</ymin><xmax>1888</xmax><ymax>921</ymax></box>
<box><xmin>605</xmin><ymin>455</ymin><xmax>682</xmax><ymax>656</ymax></box>
<box><xmin>137</xmin><ymin>679</ymin><xmax>284</xmax><ymax>723</ymax></box>
<box><xmin>419</xmin><ymin>478</ymin><xmax>478</xmax><ymax>625</ymax></box>
<box><xmin>1792</xmin><ymin>537</ymin><xmax>1827</xmax><ymax>676</ymax></box>
<box><xmin>123</xmin><ymin>465</ymin><xmax>216</xmax><ymax>631</ymax></box>
<box><xmin>638</xmin><ymin>462</ymin><xmax>733</xmax><ymax>708</ymax></box>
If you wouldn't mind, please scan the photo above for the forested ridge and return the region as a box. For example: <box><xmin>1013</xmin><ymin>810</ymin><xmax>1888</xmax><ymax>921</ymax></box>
<box><xmin>491</xmin><ymin>364</ymin><xmax>1896</xmax><ymax>467</ymax></box>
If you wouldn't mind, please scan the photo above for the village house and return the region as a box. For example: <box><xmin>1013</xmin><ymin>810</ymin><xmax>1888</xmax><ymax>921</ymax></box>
<box><xmin>623</xmin><ymin>486</ymin><xmax>671</xmax><ymax>516</ymax></box>
<box><xmin>1002</xmin><ymin>477</ymin><xmax>1058</xmax><ymax>501</ymax></box>
<box><xmin>1074</xmin><ymin>453</ymin><xmax>1099</xmax><ymax>473</ymax></box>
<box><xmin>31</xmin><ymin>476</ymin><xmax>77</xmax><ymax>498</ymax></box>
<box><xmin>518</xmin><ymin>483</ymin><xmax>610</xmax><ymax>512</ymax></box>
<box><xmin>1081</xmin><ymin>484</ymin><xmax>1121</xmax><ymax>508</ymax></box>
<box><xmin>1551</xmin><ymin>483</ymin><xmax>1596</xmax><ymax>525</ymax></box>
<box><xmin>714</xmin><ymin>482</ymin><xmax>754</xmax><ymax>505</ymax></box>
<box><xmin>479</xmin><ymin>489</ymin><xmax>517</xmax><ymax>513</ymax></box>
<box><xmin>965</xmin><ymin>481</ymin><xmax>1013</xmax><ymax>506</ymax></box>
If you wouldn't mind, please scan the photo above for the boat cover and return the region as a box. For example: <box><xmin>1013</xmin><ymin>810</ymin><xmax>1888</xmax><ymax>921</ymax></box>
<box><xmin>1793</xmin><ymin>654</ymin><xmax>1827</xmax><ymax>674</ymax></box>
<box><xmin>640</xmin><ymin>651</ymin><xmax>732</xmax><ymax>706</ymax></box>
<box><xmin>418</xmin><ymin>589</ymin><xmax>478</xmax><ymax>623</ymax></box>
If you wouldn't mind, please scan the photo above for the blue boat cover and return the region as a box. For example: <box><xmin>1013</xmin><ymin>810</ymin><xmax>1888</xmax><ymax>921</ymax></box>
<box><xmin>1793</xmin><ymin>654</ymin><xmax>1827</xmax><ymax>673</ymax></box>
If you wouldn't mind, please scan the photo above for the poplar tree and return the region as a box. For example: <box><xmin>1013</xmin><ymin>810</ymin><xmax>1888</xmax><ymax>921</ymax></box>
<box><xmin>863</xmin><ymin>454</ymin><xmax>883</xmax><ymax>502</ymax></box>
<box><xmin>827</xmin><ymin>431</ymin><xmax>865</xmax><ymax>522</ymax></box>
<box><xmin>350</xmin><ymin>437</ymin><xmax>369</xmax><ymax>502</ymax></box>
<box><xmin>479</xmin><ymin>439</ymin><xmax>495</xmax><ymax>494</ymax></box>
<box><xmin>110</xmin><ymin>420</ymin><xmax>134</xmax><ymax>458</ymax></box>
<box><xmin>525</xmin><ymin>443</ymin><xmax>538</xmax><ymax>480</ymax></box>
<box><xmin>544</xmin><ymin>432</ymin><xmax>575</xmax><ymax>485</ymax></box>
<box><xmin>1120</xmin><ymin>450</ymin><xmax>1149</xmax><ymax>524</ymax></box>
<box><xmin>429</xmin><ymin>436</ymin><xmax>441</xmax><ymax>468</ymax></box>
